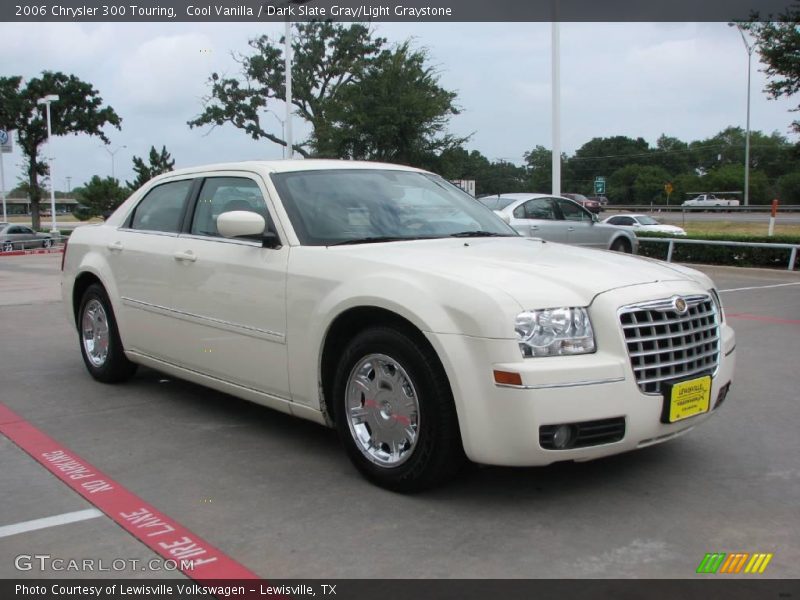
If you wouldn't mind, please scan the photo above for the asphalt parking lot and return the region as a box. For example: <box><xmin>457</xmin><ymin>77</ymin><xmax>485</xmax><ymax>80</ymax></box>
<box><xmin>0</xmin><ymin>253</ymin><xmax>798</xmax><ymax>580</ymax></box>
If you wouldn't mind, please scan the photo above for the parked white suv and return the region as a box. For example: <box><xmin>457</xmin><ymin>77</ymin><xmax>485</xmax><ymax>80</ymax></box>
<box><xmin>62</xmin><ymin>161</ymin><xmax>735</xmax><ymax>491</ymax></box>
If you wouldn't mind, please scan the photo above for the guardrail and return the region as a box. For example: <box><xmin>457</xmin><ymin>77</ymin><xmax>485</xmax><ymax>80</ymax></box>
<box><xmin>605</xmin><ymin>204</ymin><xmax>800</xmax><ymax>213</ymax></box>
<box><xmin>638</xmin><ymin>237</ymin><xmax>799</xmax><ymax>271</ymax></box>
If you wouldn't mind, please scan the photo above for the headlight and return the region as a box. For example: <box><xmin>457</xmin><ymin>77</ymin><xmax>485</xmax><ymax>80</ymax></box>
<box><xmin>515</xmin><ymin>307</ymin><xmax>596</xmax><ymax>358</ymax></box>
<box><xmin>709</xmin><ymin>288</ymin><xmax>725</xmax><ymax>323</ymax></box>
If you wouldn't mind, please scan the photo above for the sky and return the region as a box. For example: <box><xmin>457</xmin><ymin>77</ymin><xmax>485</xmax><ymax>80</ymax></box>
<box><xmin>1</xmin><ymin>21</ymin><xmax>796</xmax><ymax>192</ymax></box>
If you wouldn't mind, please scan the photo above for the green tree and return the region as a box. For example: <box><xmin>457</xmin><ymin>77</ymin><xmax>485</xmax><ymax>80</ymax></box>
<box><xmin>75</xmin><ymin>176</ymin><xmax>129</xmax><ymax>217</ymax></box>
<box><xmin>568</xmin><ymin>136</ymin><xmax>651</xmax><ymax>194</ymax></box>
<box><xmin>311</xmin><ymin>42</ymin><xmax>464</xmax><ymax>165</ymax></box>
<box><xmin>743</xmin><ymin>5</ymin><xmax>800</xmax><ymax>133</ymax></box>
<box><xmin>607</xmin><ymin>165</ymin><xmax>671</xmax><ymax>205</ymax></box>
<box><xmin>188</xmin><ymin>22</ymin><xmax>385</xmax><ymax>157</ymax></box>
<box><xmin>524</xmin><ymin>145</ymin><xmax>554</xmax><ymax>193</ymax></box>
<box><xmin>702</xmin><ymin>165</ymin><xmax>771</xmax><ymax>204</ymax></box>
<box><xmin>127</xmin><ymin>145</ymin><xmax>175</xmax><ymax>190</ymax></box>
<box><xmin>0</xmin><ymin>72</ymin><xmax>121</xmax><ymax>230</ymax></box>
<box><xmin>777</xmin><ymin>171</ymin><xmax>800</xmax><ymax>202</ymax></box>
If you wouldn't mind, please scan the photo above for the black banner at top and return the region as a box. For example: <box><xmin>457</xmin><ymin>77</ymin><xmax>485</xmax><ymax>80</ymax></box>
<box><xmin>2</xmin><ymin>0</ymin><xmax>798</xmax><ymax>23</ymax></box>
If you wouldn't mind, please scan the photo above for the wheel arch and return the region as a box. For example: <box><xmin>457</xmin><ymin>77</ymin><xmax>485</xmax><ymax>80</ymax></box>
<box><xmin>318</xmin><ymin>306</ymin><xmax>454</xmax><ymax>428</ymax></box>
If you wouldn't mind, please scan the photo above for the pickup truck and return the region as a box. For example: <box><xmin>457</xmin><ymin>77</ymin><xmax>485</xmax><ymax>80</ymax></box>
<box><xmin>682</xmin><ymin>194</ymin><xmax>740</xmax><ymax>208</ymax></box>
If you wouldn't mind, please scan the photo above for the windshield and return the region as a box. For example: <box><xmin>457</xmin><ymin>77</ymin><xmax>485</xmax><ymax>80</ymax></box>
<box><xmin>271</xmin><ymin>169</ymin><xmax>518</xmax><ymax>246</ymax></box>
<box><xmin>637</xmin><ymin>216</ymin><xmax>660</xmax><ymax>225</ymax></box>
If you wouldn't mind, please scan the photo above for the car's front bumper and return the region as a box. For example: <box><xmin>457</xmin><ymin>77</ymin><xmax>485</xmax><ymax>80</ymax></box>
<box><xmin>425</xmin><ymin>281</ymin><xmax>736</xmax><ymax>466</ymax></box>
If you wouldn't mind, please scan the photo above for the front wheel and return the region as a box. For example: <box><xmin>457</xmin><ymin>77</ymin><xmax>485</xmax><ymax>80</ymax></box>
<box><xmin>42</xmin><ymin>238</ymin><xmax>53</xmax><ymax>248</ymax></box>
<box><xmin>2</xmin><ymin>241</ymin><xmax>13</xmax><ymax>252</ymax></box>
<box><xmin>333</xmin><ymin>326</ymin><xmax>465</xmax><ymax>492</ymax></box>
<box><xmin>78</xmin><ymin>283</ymin><xmax>137</xmax><ymax>383</ymax></box>
<box><xmin>610</xmin><ymin>238</ymin><xmax>632</xmax><ymax>253</ymax></box>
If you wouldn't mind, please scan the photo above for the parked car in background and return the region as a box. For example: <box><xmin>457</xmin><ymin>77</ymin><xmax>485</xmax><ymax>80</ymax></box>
<box><xmin>62</xmin><ymin>160</ymin><xmax>734</xmax><ymax>491</ymax></box>
<box><xmin>682</xmin><ymin>194</ymin><xmax>740</xmax><ymax>208</ymax></box>
<box><xmin>480</xmin><ymin>193</ymin><xmax>638</xmax><ymax>253</ymax></box>
<box><xmin>603</xmin><ymin>214</ymin><xmax>687</xmax><ymax>236</ymax></box>
<box><xmin>587</xmin><ymin>195</ymin><xmax>609</xmax><ymax>207</ymax></box>
<box><xmin>561</xmin><ymin>193</ymin><xmax>602</xmax><ymax>214</ymax></box>
<box><xmin>0</xmin><ymin>224</ymin><xmax>54</xmax><ymax>252</ymax></box>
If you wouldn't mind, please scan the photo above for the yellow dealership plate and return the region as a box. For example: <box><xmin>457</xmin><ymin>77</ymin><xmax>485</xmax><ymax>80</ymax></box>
<box><xmin>662</xmin><ymin>376</ymin><xmax>712</xmax><ymax>423</ymax></box>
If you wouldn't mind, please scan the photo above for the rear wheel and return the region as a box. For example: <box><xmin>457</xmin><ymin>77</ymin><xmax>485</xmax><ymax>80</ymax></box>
<box><xmin>78</xmin><ymin>283</ymin><xmax>137</xmax><ymax>383</ymax></box>
<box><xmin>610</xmin><ymin>238</ymin><xmax>632</xmax><ymax>253</ymax></box>
<box><xmin>2</xmin><ymin>241</ymin><xmax>12</xmax><ymax>252</ymax></box>
<box><xmin>43</xmin><ymin>238</ymin><xmax>53</xmax><ymax>248</ymax></box>
<box><xmin>333</xmin><ymin>326</ymin><xmax>465</xmax><ymax>492</ymax></box>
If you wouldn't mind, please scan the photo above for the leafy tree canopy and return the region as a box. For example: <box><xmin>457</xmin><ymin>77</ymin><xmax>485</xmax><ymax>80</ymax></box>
<box><xmin>127</xmin><ymin>145</ymin><xmax>175</xmax><ymax>190</ymax></box>
<box><xmin>75</xmin><ymin>176</ymin><xmax>129</xmax><ymax>217</ymax></box>
<box><xmin>0</xmin><ymin>71</ymin><xmax>120</xmax><ymax>229</ymax></box>
<box><xmin>743</xmin><ymin>4</ymin><xmax>800</xmax><ymax>134</ymax></box>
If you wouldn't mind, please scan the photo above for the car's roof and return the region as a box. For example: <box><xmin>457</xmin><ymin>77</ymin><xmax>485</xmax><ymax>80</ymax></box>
<box><xmin>607</xmin><ymin>213</ymin><xmax>646</xmax><ymax>219</ymax></box>
<box><xmin>151</xmin><ymin>159</ymin><xmax>428</xmax><ymax>183</ymax></box>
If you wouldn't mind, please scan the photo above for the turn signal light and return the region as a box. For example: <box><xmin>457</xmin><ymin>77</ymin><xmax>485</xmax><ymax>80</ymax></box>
<box><xmin>493</xmin><ymin>370</ymin><xmax>523</xmax><ymax>386</ymax></box>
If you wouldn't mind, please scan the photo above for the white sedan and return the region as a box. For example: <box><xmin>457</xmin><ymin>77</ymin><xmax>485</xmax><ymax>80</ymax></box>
<box><xmin>603</xmin><ymin>214</ymin><xmax>687</xmax><ymax>236</ymax></box>
<box><xmin>62</xmin><ymin>161</ymin><xmax>735</xmax><ymax>491</ymax></box>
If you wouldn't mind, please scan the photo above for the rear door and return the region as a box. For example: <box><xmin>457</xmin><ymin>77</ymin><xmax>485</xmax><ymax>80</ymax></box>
<box><xmin>509</xmin><ymin>197</ymin><xmax>567</xmax><ymax>242</ymax></box>
<box><xmin>108</xmin><ymin>178</ymin><xmax>195</xmax><ymax>360</ymax></box>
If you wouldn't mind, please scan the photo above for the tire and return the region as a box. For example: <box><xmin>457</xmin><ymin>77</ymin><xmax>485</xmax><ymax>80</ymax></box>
<box><xmin>43</xmin><ymin>238</ymin><xmax>53</xmax><ymax>248</ymax></box>
<box><xmin>610</xmin><ymin>238</ymin><xmax>632</xmax><ymax>253</ymax></box>
<box><xmin>332</xmin><ymin>326</ymin><xmax>465</xmax><ymax>492</ymax></box>
<box><xmin>2</xmin><ymin>241</ymin><xmax>12</xmax><ymax>252</ymax></box>
<box><xmin>77</xmin><ymin>283</ymin><xmax>137</xmax><ymax>383</ymax></box>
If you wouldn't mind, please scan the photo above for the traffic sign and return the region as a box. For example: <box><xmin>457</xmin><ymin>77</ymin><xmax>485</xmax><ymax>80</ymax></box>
<box><xmin>0</xmin><ymin>130</ymin><xmax>12</xmax><ymax>153</ymax></box>
<box><xmin>593</xmin><ymin>176</ymin><xmax>606</xmax><ymax>195</ymax></box>
<box><xmin>664</xmin><ymin>182</ymin><xmax>674</xmax><ymax>195</ymax></box>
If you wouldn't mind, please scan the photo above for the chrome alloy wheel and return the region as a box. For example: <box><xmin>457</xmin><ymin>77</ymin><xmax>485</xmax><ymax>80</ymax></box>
<box><xmin>346</xmin><ymin>353</ymin><xmax>421</xmax><ymax>467</ymax></box>
<box><xmin>82</xmin><ymin>299</ymin><xmax>110</xmax><ymax>367</ymax></box>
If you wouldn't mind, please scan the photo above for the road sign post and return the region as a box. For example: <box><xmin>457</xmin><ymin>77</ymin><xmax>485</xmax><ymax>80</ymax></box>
<box><xmin>665</xmin><ymin>182</ymin><xmax>674</xmax><ymax>206</ymax></box>
<box><xmin>0</xmin><ymin>129</ymin><xmax>12</xmax><ymax>223</ymax></box>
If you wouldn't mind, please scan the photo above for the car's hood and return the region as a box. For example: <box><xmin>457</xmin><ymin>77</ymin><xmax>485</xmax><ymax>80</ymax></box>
<box><xmin>331</xmin><ymin>237</ymin><xmax>705</xmax><ymax>308</ymax></box>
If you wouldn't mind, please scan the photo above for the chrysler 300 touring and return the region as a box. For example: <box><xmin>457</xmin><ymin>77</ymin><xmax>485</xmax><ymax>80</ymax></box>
<box><xmin>62</xmin><ymin>161</ymin><xmax>736</xmax><ymax>491</ymax></box>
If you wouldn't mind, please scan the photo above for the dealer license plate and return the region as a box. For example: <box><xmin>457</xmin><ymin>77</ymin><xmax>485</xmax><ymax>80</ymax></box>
<box><xmin>663</xmin><ymin>376</ymin><xmax>712</xmax><ymax>423</ymax></box>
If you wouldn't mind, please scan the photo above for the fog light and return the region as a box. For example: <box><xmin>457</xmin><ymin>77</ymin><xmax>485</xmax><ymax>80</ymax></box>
<box><xmin>552</xmin><ymin>425</ymin><xmax>575</xmax><ymax>449</ymax></box>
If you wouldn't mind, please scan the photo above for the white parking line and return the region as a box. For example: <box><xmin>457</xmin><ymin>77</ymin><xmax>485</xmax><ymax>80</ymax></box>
<box><xmin>0</xmin><ymin>508</ymin><xmax>103</xmax><ymax>539</ymax></box>
<box><xmin>719</xmin><ymin>282</ymin><xmax>800</xmax><ymax>293</ymax></box>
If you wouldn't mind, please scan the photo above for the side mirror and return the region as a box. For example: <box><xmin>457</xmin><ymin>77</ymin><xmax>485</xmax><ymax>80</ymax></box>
<box><xmin>632</xmin><ymin>223</ymin><xmax>641</xmax><ymax>228</ymax></box>
<box><xmin>217</xmin><ymin>211</ymin><xmax>266</xmax><ymax>239</ymax></box>
<box><xmin>494</xmin><ymin>210</ymin><xmax>511</xmax><ymax>225</ymax></box>
<box><xmin>591</xmin><ymin>213</ymin><xmax>599</xmax><ymax>223</ymax></box>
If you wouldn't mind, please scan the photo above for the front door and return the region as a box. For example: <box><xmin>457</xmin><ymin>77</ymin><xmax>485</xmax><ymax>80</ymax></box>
<box><xmin>168</xmin><ymin>175</ymin><xmax>290</xmax><ymax>399</ymax></box>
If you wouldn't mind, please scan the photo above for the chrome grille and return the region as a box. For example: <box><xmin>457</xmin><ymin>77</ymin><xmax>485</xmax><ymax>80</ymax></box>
<box><xmin>619</xmin><ymin>294</ymin><xmax>720</xmax><ymax>394</ymax></box>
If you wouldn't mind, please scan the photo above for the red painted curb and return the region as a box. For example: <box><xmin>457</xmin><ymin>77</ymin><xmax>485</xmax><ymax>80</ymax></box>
<box><xmin>0</xmin><ymin>247</ymin><xmax>64</xmax><ymax>257</ymax></box>
<box><xmin>0</xmin><ymin>402</ymin><xmax>259</xmax><ymax>580</ymax></box>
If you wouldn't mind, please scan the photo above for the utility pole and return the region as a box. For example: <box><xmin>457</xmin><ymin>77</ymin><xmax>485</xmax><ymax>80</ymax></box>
<box><xmin>551</xmin><ymin>22</ymin><xmax>561</xmax><ymax>197</ymax></box>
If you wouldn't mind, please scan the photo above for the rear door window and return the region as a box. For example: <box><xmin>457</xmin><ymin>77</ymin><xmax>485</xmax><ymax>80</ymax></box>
<box><xmin>129</xmin><ymin>180</ymin><xmax>193</xmax><ymax>233</ymax></box>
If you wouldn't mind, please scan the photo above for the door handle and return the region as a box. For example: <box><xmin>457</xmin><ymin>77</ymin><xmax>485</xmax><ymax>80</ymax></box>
<box><xmin>567</xmin><ymin>227</ymin><xmax>575</xmax><ymax>232</ymax></box>
<box><xmin>107</xmin><ymin>241</ymin><xmax>123</xmax><ymax>252</ymax></box>
<box><xmin>529</xmin><ymin>225</ymin><xmax>540</xmax><ymax>232</ymax></box>
<box><xmin>173</xmin><ymin>250</ymin><xmax>197</xmax><ymax>263</ymax></box>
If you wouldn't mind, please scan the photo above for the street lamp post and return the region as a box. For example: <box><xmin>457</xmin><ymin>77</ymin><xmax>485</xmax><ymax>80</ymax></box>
<box><xmin>284</xmin><ymin>19</ymin><xmax>293</xmax><ymax>159</ymax></box>
<box><xmin>36</xmin><ymin>94</ymin><xmax>59</xmax><ymax>234</ymax></box>
<box><xmin>102</xmin><ymin>145</ymin><xmax>127</xmax><ymax>180</ymax></box>
<box><xmin>730</xmin><ymin>23</ymin><xmax>755</xmax><ymax>206</ymax></box>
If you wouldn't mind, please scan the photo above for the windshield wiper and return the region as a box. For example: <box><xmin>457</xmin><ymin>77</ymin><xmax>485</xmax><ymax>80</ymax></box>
<box><xmin>328</xmin><ymin>236</ymin><xmax>426</xmax><ymax>246</ymax></box>
<box><xmin>449</xmin><ymin>231</ymin><xmax>512</xmax><ymax>238</ymax></box>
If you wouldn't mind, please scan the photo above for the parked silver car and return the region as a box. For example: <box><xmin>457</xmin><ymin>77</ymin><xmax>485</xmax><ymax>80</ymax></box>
<box><xmin>0</xmin><ymin>224</ymin><xmax>54</xmax><ymax>252</ymax></box>
<box><xmin>479</xmin><ymin>193</ymin><xmax>638</xmax><ymax>253</ymax></box>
